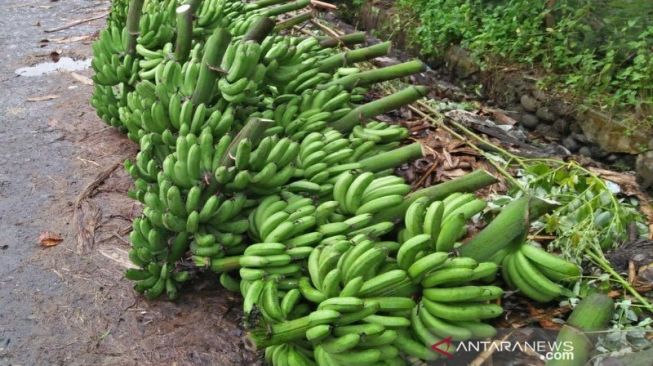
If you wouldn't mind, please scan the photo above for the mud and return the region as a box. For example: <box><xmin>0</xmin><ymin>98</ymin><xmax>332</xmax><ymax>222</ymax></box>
<box><xmin>0</xmin><ymin>1</ymin><xmax>255</xmax><ymax>365</ymax></box>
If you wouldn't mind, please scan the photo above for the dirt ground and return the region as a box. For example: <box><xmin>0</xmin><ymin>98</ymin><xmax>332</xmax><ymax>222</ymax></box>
<box><xmin>0</xmin><ymin>1</ymin><xmax>257</xmax><ymax>365</ymax></box>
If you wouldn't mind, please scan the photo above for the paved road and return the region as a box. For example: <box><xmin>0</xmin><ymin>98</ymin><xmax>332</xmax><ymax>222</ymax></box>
<box><xmin>0</xmin><ymin>1</ymin><xmax>252</xmax><ymax>365</ymax></box>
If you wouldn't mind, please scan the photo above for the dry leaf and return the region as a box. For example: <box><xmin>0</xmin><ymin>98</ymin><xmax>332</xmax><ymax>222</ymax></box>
<box><xmin>27</xmin><ymin>94</ymin><xmax>59</xmax><ymax>102</ymax></box>
<box><xmin>39</xmin><ymin>231</ymin><xmax>63</xmax><ymax>247</ymax></box>
<box><xmin>70</xmin><ymin>72</ymin><xmax>93</xmax><ymax>85</ymax></box>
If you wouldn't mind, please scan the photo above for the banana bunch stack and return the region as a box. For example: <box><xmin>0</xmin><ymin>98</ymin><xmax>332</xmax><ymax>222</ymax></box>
<box><xmin>90</xmin><ymin>1</ymin><xmax>586</xmax><ymax>364</ymax></box>
<box><xmin>501</xmin><ymin>242</ymin><xmax>580</xmax><ymax>303</ymax></box>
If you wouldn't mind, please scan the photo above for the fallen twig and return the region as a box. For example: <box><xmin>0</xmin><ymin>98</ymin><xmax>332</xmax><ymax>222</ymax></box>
<box><xmin>74</xmin><ymin>162</ymin><xmax>121</xmax><ymax>254</ymax></box>
<box><xmin>310</xmin><ymin>0</ymin><xmax>337</xmax><ymax>10</ymax></box>
<box><xmin>45</xmin><ymin>11</ymin><xmax>109</xmax><ymax>33</ymax></box>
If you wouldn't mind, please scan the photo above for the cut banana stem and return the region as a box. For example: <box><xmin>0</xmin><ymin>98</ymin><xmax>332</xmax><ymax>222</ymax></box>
<box><xmin>459</xmin><ymin>196</ymin><xmax>557</xmax><ymax>261</ymax></box>
<box><xmin>265</xmin><ymin>0</ymin><xmax>311</xmax><ymax>17</ymax></box>
<box><xmin>174</xmin><ymin>4</ymin><xmax>193</xmax><ymax>63</ymax></box>
<box><xmin>318</xmin><ymin>32</ymin><xmax>367</xmax><ymax>48</ymax></box>
<box><xmin>250</xmin><ymin>0</ymin><xmax>289</xmax><ymax>9</ymax></box>
<box><xmin>546</xmin><ymin>293</ymin><xmax>614</xmax><ymax>366</ymax></box>
<box><xmin>191</xmin><ymin>28</ymin><xmax>232</xmax><ymax>105</ymax></box>
<box><xmin>126</xmin><ymin>0</ymin><xmax>145</xmax><ymax>55</ymax></box>
<box><xmin>274</xmin><ymin>11</ymin><xmax>313</xmax><ymax>31</ymax></box>
<box><xmin>358</xmin><ymin>143</ymin><xmax>423</xmax><ymax>172</ymax></box>
<box><xmin>243</xmin><ymin>16</ymin><xmax>276</xmax><ymax>42</ymax></box>
<box><xmin>330</xmin><ymin>60</ymin><xmax>426</xmax><ymax>89</ymax></box>
<box><xmin>332</xmin><ymin>86</ymin><xmax>429</xmax><ymax>132</ymax></box>
<box><xmin>318</xmin><ymin>42</ymin><xmax>391</xmax><ymax>72</ymax></box>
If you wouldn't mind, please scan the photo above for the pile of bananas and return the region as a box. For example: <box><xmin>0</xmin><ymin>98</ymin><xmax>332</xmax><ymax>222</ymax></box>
<box><xmin>91</xmin><ymin>0</ymin><xmax>584</xmax><ymax>364</ymax></box>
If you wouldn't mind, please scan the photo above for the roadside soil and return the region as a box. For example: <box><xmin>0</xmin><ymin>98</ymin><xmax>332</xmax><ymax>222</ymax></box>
<box><xmin>0</xmin><ymin>1</ymin><xmax>256</xmax><ymax>365</ymax></box>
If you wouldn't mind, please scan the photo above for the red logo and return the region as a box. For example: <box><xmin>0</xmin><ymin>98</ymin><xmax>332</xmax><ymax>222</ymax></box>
<box><xmin>431</xmin><ymin>336</ymin><xmax>454</xmax><ymax>359</ymax></box>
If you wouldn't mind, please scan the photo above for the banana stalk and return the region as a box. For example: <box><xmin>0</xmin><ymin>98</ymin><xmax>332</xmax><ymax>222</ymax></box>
<box><xmin>274</xmin><ymin>11</ymin><xmax>313</xmax><ymax>31</ymax></box>
<box><xmin>458</xmin><ymin>196</ymin><xmax>558</xmax><ymax>261</ymax></box>
<box><xmin>126</xmin><ymin>0</ymin><xmax>145</xmax><ymax>55</ymax></box>
<box><xmin>191</xmin><ymin>28</ymin><xmax>232</xmax><ymax>105</ymax></box>
<box><xmin>244</xmin><ymin>17</ymin><xmax>276</xmax><ymax>43</ymax></box>
<box><xmin>372</xmin><ymin>170</ymin><xmax>498</xmax><ymax>223</ymax></box>
<box><xmin>265</xmin><ymin>0</ymin><xmax>311</xmax><ymax>17</ymax></box>
<box><xmin>328</xmin><ymin>60</ymin><xmax>426</xmax><ymax>89</ymax></box>
<box><xmin>318</xmin><ymin>42</ymin><xmax>391</xmax><ymax>72</ymax></box>
<box><xmin>318</xmin><ymin>32</ymin><xmax>367</xmax><ymax>48</ymax></box>
<box><xmin>359</xmin><ymin>143</ymin><xmax>423</xmax><ymax>172</ymax></box>
<box><xmin>546</xmin><ymin>293</ymin><xmax>613</xmax><ymax>366</ymax></box>
<box><xmin>248</xmin><ymin>314</ymin><xmax>313</xmax><ymax>348</ymax></box>
<box><xmin>248</xmin><ymin>0</ymin><xmax>291</xmax><ymax>10</ymax></box>
<box><xmin>174</xmin><ymin>4</ymin><xmax>193</xmax><ymax>63</ymax></box>
<box><xmin>331</xmin><ymin>86</ymin><xmax>429</xmax><ymax>132</ymax></box>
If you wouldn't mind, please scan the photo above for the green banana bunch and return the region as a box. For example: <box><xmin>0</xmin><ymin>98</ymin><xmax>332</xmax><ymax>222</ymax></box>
<box><xmin>91</xmin><ymin>25</ymin><xmax>138</xmax><ymax>86</ymax></box>
<box><xmin>333</xmin><ymin>171</ymin><xmax>410</xmax><ymax>216</ymax></box>
<box><xmin>399</xmin><ymin>193</ymin><xmax>487</xmax><ymax>252</ymax></box>
<box><xmin>126</xmin><ymin>216</ymin><xmax>191</xmax><ymax>300</ymax></box>
<box><xmin>351</xmin><ymin>121</ymin><xmax>409</xmax><ymax>146</ymax></box>
<box><xmin>219</xmin><ymin>40</ymin><xmax>264</xmax><ymax>103</ymax></box>
<box><xmin>107</xmin><ymin>0</ymin><xmax>130</xmax><ymax>28</ymax></box>
<box><xmin>137</xmin><ymin>0</ymin><xmax>176</xmax><ymax>50</ymax></box>
<box><xmin>136</xmin><ymin>43</ymin><xmax>175</xmax><ymax>80</ymax></box>
<box><xmin>91</xmin><ymin>84</ymin><xmax>125</xmax><ymax>128</ymax></box>
<box><xmin>502</xmin><ymin>242</ymin><xmax>580</xmax><ymax>302</ymax></box>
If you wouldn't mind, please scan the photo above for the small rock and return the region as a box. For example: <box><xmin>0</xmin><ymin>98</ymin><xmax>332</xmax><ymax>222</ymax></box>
<box><xmin>536</xmin><ymin>123</ymin><xmax>555</xmax><ymax>136</ymax></box>
<box><xmin>532</xmin><ymin>89</ymin><xmax>548</xmax><ymax>101</ymax></box>
<box><xmin>552</xmin><ymin>119</ymin><xmax>568</xmax><ymax>134</ymax></box>
<box><xmin>606</xmin><ymin>154</ymin><xmax>618</xmax><ymax>163</ymax></box>
<box><xmin>572</xmin><ymin>132</ymin><xmax>589</xmax><ymax>144</ymax></box>
<box><xmin>520</xmin><ymin>94</ymin><xmax>539</xmax><ymax>112</ymax></box>
<box><xmin>570</xmin><ymin>122</ymin><xmax>583</xmax><ymax>134</ymax></box>
<box><xmin>579</xmin><ymin>146</ymin><xmax>592</xmax><ymax>157</ymax></box>
<box><xmin>549</xmin><ymin>100</ymin><xmax>573</xmax><ymax>116</ymax></box>
<box><xmin>590</xmin><ymin>146</ymin><xmax>609</xmax><ymax>159</ymax></box>
<box><xmin>520</xmin><ymin>113</ymin><xmax>539</xmax><ymax>129</ymax></box>
<box><xmin>636</xmin><ymin>151</ymin><xmax>653</xmax><ymax>190</ymax></box>
<box><xmin>536</xmin><ymin>107</ymin><xmax>556</xmax><ymax>123</ymax></box>
<box><xmin>562</xmin><ymin>136</ymin><xmax>580</xmax><ymax>152</ymax></box>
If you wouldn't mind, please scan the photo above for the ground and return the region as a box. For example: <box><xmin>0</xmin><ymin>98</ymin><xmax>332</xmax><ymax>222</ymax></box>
<box><xmin>0</xmin><ymin>1</ymin><xmax>255</xmax><ymax>365</ymax></box>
